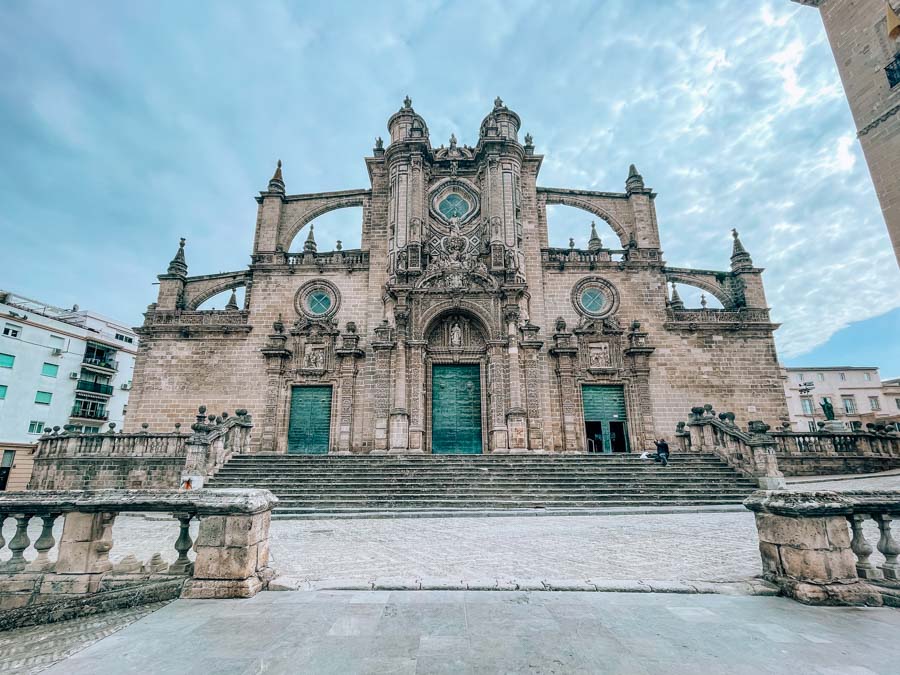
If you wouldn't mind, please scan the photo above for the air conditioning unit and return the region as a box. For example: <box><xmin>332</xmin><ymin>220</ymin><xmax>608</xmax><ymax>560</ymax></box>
<box><xmin>120</xmin><ymin>383</ymin><xmax>131</xmax><ymax>390</ymax></box>
<box><xmin>51</xmin><ymin>348</ymin><xmax>63</xmax><ymax>356</ymax></box>
<box><xmin>69</xmin><ymin>372</ymin><xmax>79</xmax><ymax>380</ymax></box>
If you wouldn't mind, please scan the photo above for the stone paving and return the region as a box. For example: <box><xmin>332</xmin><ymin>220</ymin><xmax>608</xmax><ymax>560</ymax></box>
<box><xmin>39</xmin><ymin>591</ymin><xmax>900</xmax><ymax>675</ymax></box>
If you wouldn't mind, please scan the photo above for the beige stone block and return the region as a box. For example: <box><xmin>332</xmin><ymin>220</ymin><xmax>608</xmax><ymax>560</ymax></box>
<box><xmin>256</xmin><ymin>538</ymin><xmax>270</xmax><ymax>569</ymax></box>
<box><xmin>193</xmin><ymin>544</ymin><xmax>258</xmax><ymax>580</ymax></box>
<box><xmin>754</xmin><ymin>513</ymin><xmax>829</xmax><ymax>549</ymax></box>
<box><xmin>61</xmin><ymin>512</ymin><xmax>99</xmax><ymax>542</ymax></box>
<box><xmin>224</xmin><ymin>513</ymin><xmax>268</xmax><ymax>547</ymax></box>
<box><xmin>757</xmin><ymin>541</ymin><xmax>783</xmax><ymax>577</ymax></box>
<box><xmin>779</xmin><ymin>546</ymin><xmax>857</xmax><ymax>582</ymax></box>
<box><xmin>195</xmin><ymin>516</ymin><xmax>226</xmax><ymax>547</ymax></box>
<box><xmin>180</xmin><ymin>576</ymin><xmax>262</xmax><ymax>599</ymax></box>
<box><xmin>825</xmin><ymin>517</ymin><xmax>851</xmax><ymax>548</ymax></box>
<box><xmin>0</xmin><ymin>577</ymin><xmax>40</xmax><ymax>593</ymax></box>
<box><xmin>38</xmin><ymin>573</ymin><xmax>102</xmax><ymax>595</ymax></box>
<box><xmin>54</xmin><ymin>541</ymin><xmax>93</xmax><ymax>574</ymax></box>
<box><xmin>0</xmin><ymin>594</ymin><xmax>32</xmax><ymax>610</ymax></box>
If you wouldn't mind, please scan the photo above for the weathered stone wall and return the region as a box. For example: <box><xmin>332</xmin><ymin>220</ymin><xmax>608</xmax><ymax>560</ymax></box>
<box><xmin>29</xmin><ymin>457</ymin><xmax>185</xmax><ymax>490</ymax></box>
<box><xmin>776</xmin><ymin>455</ymin><xmax>900</xmax><ymax>476</ymax></box>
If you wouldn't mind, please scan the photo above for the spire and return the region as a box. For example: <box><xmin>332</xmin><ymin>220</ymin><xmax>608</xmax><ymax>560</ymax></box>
<box><xmin>268</xmin><ymin>159</ymin><xmax>285</xmax><ymax>194</ymax></box>
<box><xmin>167</xmin><ymin>238</ymin><xmax>188</xmax><ymax>277</ymax></box>
<box><xmin>669</xmin><ymin>282</ymin><xmax>684</xmax><ymax>310</ymax></box>
<box><xmin>303</xmin><ymin>224</ymin><xmax>317</xmax><ymax>254</ymax></box>
<box><xmin>588</xmin><ymin>221</ymin><xmax>602</xmax><ymax>252</ymax></box>
<box><xmin>225</xmin><ymin>289</ymin><xmax>239</xmax><ymax>311</ymax></box>
<box><xmin>625</xmin><ymin>164</ymin><xmax>645</xmax><ymax>194</ymax></box>
<box><xmin>730</xmin><ymin>228</ymin><xmax>753</xmax><ymax>271</ymax></box>
<box><xmin>888</xmin><ymin>2</ymin><xmax>900</xmax><ymax>40</ymax></box>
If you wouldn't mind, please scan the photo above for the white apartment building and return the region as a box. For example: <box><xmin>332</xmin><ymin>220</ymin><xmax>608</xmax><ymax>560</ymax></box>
<box><xmin>0</xmin><ymin>290</ymin><xmax>138</xmax><ymax>490</ymax></box>
<box><xmin>782</xmin><ymin>366</ymin><xmax>893</xmax><ymax>433</ymax></box>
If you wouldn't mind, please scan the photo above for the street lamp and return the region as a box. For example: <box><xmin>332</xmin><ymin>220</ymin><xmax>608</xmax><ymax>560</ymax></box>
<box><xmin>799</xmin><ymin>381</ymin><xmax>817</xmax><ymax>432</ymax></box>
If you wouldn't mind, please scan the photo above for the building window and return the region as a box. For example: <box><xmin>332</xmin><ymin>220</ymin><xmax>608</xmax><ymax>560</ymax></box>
<box><xmin>83</xmin><ymin>425</ymin><xmax>100</xmax><ymax>433</ymax></box>
<box><xmin>817</xmin><ymin>373</ymin><xmax>824</xmax><ymax>381</ymax></box>
<box><xmin>34</xmin><ymin>391</ymin><xmax>52</xmax><ymax>405</ymax></box>
<box><xmin>0</xmin><ymin>384</ymin><xmax>6</xmax><ymax>399</ymax></box>
<box><xmin>801</xmin><ymin>398</ymin><xmax>814</xmax><ymax>415</ymax></box>
<box><xmin>27</xmin><ymin>420</ymin><xmax>44</xmax><ymax>434</ymax></box>
<box><xmin>307</xmin><ymin>290</ymin><xmax>332</xmax><ymax>316</ymax></box>
<box><xmin>896</xmin><ymin>398</ymin><xmax>900</xmax><ymax>410</ymax></box>
<box><xmin>796</xmin><ymin>373</ymin><xmax>804</xmax><ymax>381</ymax></box>
<box><xmin>1</xmin><ymin>450</ymin><xmax>14</xmax><ymax>469</ymax></box>
<box><xmin>438</xmin><ymin>193</ymin><xmax>471</xmax><ymax>219</ymax></box>
<box><xmin>808</xmin><ymin>421</ymin><xmax>817</xmax><ymax>432</ymax></box>
<box><xmin>864</xmin><ymin>372</ymin><xmax>872</xmax><ymax>381</ymax></box>
<box><xmin>839</xmin><ymin>372</ymin><xmax>846</xmax><ymax>381</ymax></box>
<box><xmin>0</xmin><ymin>353</ymin><xmax>14</xmax><ymax>368</ymax></box>
<box><xmin>887</xmin><ymin>53</ymin><xmax>900</xmax><ymax>89</ymax></box>
<box><xmin>842</xmin><ymin>397</ymin><xmax>857</xmax><ymax>414</ymax></box>
<box><xmin>3</xmin><ymin>323</ymin><xmax>21</xmax><ymax>338</ymax></box>
<box><xmin>114</xmin><ymin>333</ymin><xmax>134</xmax><ymax>344</ymax></box>
<box><xmin>41</xmin><ymin>362</ymin><xmax>59</xmax><ymax>378</ymax></box>
<box><xmin>869</xmin><ymin>396</ymin><xmax>881</xmax><ymax>411</ymax></box>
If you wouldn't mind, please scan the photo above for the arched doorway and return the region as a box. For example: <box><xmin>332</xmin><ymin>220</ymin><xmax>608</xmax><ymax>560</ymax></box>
<box><xmin>424</xmin><ymin>313</ymin><xmax>490</xmax><ymax>454</ymax></box>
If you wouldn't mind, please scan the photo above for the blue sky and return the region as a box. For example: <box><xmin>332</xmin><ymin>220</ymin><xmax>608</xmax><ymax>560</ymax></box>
<box><xmin>1</xmin><ymin>1</ymin><xmax>898</xmax><ymax>376</ymax></box>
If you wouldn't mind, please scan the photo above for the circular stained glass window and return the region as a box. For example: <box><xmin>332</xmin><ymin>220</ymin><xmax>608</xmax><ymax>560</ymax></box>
<box><xmin>580</xmin><ymin>288</ymin><xmax>606</xmax><ymax>314</ymax></box>
<box><xmin>307</xmin><ymin>291</ymin><xmax>332</xmax><ymax>315</ymax></box>
<box><xmin>438</xmin><ymin>194</ymin><xmax>470</xmax><ymax>219</ymax></box>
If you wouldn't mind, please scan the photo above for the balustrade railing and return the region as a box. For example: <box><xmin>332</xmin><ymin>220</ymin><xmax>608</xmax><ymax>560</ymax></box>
<box><xmin>285</xmin><ymin>248</ymin><xmax>370</xmax><ymax>268</ymax></box>
<box><xmin>0</xmin><ymin>488</ymin><xmax>277</xmax><ymax>616</ymax></box>
<box><xmin>76</xmin><ymin>380</ymin><xmax>114</xmax><ymax>396</ymax></box>
<box><xmin>770</xmin><ymin>431</ymin><xmax>900</xmax><ymax>457</ymax></box>
<box><xmin>82</xmin><ymin>356</ymin><xmax>118</xmax><ymax>371</ymax></box>
<box><xmin>540</xmin><ymin>247</ymin><xmax>627</xmax><ymax>266</ymax></box>
<box><xmin>745</xmin><ymin>490</ymin><xmax>900</xmax><ymax>606</ymax></box>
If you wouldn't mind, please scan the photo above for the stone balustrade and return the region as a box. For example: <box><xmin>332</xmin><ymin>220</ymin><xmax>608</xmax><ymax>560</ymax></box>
<box><xmin>744</xmin><ymin>490</ymin><xmax>900</xmax><ymax>606</ymax></box>
<box><xmin>540</xmin><ymin>247</ymin><xmax>627</xmax><ymax>268</ymax></box>
<box><xmin>769</xmin><ymin>430</ymin><xmax>900</xmax><ymax>476</ymax></box>
<box><xmin>0</xmin><ymin>488</ymin><xmax>277</xmax><ymax>624</ymax></box>
<box><xmin>675</xmin><ymin>405</ymin><xmax>785</xmax><ymax>488</ymax></box>
<box><xmin>29</xmin><ymin>407</ymin><xmax>253</xmax><ymax>490</ymax></box>
<box><xmin>285</xmin><ymin>248</ymin><xmax>370</xmax><ymax>269</ymax></box>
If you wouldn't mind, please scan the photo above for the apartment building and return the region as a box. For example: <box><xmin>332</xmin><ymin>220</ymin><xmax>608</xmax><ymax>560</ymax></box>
<box><xmin>783</xmin><ymin>366</ymin><xmax>895</xmax><ymax>432</ymax></box>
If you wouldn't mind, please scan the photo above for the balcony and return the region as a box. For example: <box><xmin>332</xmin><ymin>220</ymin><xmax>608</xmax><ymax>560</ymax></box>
<box><xmin>76</xmin><ymin>380</ymin><xmax>114</xmax><ymax>396</ymax></box>
<box><xmin>81</xmin><ymin>356</ymin><xmax>118</xmax><ymax>373</ymax></box>
<box><xmin>888</xmin><ymin>54</ymin><xmax>900</xmax><ymax>89</ymax></box>
<box><xmin>70</xmin><ymin>406</ymin><xmax>109</xmax><ymax>421</ymax></box>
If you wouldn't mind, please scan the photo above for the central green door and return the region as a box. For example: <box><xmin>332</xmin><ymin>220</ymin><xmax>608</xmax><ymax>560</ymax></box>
<box><xmin>432</xmin><ymin>364</ymin><xmax>482</xmax><ymax>454</ymax></box>
<box><xmin>287</xmin><ymin>386</ymin><xmax>332</xmax><ymax>454</ymax></box>
<box><xmin>582</xmin><ymin>385</ymin><xmax>628</xmax><ymax>453</ymax></box>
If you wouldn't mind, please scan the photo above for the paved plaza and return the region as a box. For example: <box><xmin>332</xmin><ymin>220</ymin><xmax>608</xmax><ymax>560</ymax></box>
<box><xmin>22</xmin><ymin>590</ymin><xmax>900</xmax><ymax>674</ymax></box>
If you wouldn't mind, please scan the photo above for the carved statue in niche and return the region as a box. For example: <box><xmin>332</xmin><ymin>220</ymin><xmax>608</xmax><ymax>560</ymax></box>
<box><xmin>397</xmin><ymin>250</ymin><xmax>408</xmax><ymax>272</ymax></box>
<box><xmin>303</xmin><ymin>345</ymin><xmax>325</xmax><ymax>370</ymax></box>
<box><xmin>450</xmin><ymin>321</ymin><xmax>462</xmax><ymax>347</ymax></box>
<box><xmin>589</xmin><ymin>343</ymin><xmax>611</xmax><ymax>368</ymax></box>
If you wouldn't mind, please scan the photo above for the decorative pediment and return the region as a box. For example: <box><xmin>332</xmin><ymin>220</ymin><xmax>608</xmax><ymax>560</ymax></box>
<box><xmin>290</xmin><ymin>316</ymin><xmax>339</xmax><ymax>339</ymax></box>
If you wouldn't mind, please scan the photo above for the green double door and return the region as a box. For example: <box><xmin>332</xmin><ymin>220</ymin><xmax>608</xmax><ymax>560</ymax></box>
<box><xmin>582</xmin><ymin>385</ymin><xmax>629</xmax><ymax>453</ymax></box>
<box><xmin>287</xmin><ymin>386</ymin><xmax>332</xmax><ymax>454</ymax></box>
<box><xmin>431</xmin><ymin>364</ymin><xmax>483</xmax><ymax>454</ymax></box>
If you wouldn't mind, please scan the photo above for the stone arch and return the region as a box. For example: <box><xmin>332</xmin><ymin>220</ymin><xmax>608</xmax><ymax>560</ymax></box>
<box><xmin>279</xmin><ymin>192</ymin><xmax>368</xmax><ymax>252</ymax></box>
<box><xmin>187</xmin><ymin>278</ymin><xmax>248</xmax><ymax>310</ymax></box>
<box><xmin>664</xmin><ymin>271</ymin><xmax>734</xmax><ymax>309</ymax></box>
<box><xmin>417</xmin><ymin>301</ymin><xmax>497</xmax><ymax>343</ymax></box>
<box><xmin>540</xmin><ymin>193</ymin><xmax>629</xmax><ymax>248</ymax></box>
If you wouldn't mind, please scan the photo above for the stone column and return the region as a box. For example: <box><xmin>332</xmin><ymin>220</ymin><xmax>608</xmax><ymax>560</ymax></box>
<box><xmin>550</xmin><ymin>325</ymin><xmax>580</xmax><ymax>452</ymax></box>
<box><xmin>389</xmin><ymin>302</ymin><xmax>412</xmax><ymax>453</ymax></box>
<box><xmin>370</xmin><ymin>320</ymin><xmax>394</xmax><ymax>454</ymax></box>
<box><xmin>520</xmin><ymin>323</ymin><xmax>546</xmax><ymax>453</ymax></box>
<box><xmin>407</xmin><ymin>340</ymin><xmax>427</xmax><ymax>451</ymax></box>
<box><xmin>334</xmin><ymin>324</ymin><xmax>364</xmax><ymax>454</ymax></box>
<box><xmin>745</xmin><ymin>491</ymin><xmax>881</xmax><ymax>606</ymax></box>
<box><xmin>503</xmin><ymin>303</ymin><xmax>527</xmax><ymax>452</ymax></box>
<box><xmin>43</xmin><ymin>511</ymin><xmax>117</xmax><ymax>595</ymax></box>
<box><xmin>259</xmin><ymin>319</ymin><xmax>292</xmax><ymax>453</ymax></box>
<box><xmin>487</xmin><ymin>340</ymin><xmax>509</xmax><ymax>453</ymax></box>
<box><xmin>623</xmin><ymin>320</ymin><xmax>655</xmax><ymax>451</ymax></box>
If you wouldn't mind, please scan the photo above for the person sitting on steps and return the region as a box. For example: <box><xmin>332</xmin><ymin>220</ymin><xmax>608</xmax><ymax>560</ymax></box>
<box><xmin>652</xmin><ymin>438</ymin><xmax>670</xmax><ymax>466</ymax></box>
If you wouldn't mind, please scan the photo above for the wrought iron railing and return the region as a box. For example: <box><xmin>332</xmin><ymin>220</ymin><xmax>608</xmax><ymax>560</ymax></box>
<box><xmin>70</xmin><ymin>406</ymin><xmax>109</xmax><ymax>420</ymax></box>
<box><xmin>82</xmin><ymin>356</ymin><xmax>118</xmax><ymax>371</ymax></box>
<box><xmin>887</xmin><ymin>54</ymin><xmax>900</xmax><ymax>89</ymax></box>
<box><xmin>76</xmin><ymin>380</ymin><xmax>114</xmax><ymax>396</ymax></box>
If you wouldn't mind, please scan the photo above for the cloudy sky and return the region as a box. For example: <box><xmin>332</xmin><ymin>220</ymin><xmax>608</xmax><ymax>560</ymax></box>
<box><xmin>1</xmin><ymin>0</ymin><xmax>898</xmax><ymax>375</ymax></box>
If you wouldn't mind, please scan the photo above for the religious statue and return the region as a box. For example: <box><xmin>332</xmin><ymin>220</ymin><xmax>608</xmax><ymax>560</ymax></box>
<box><xmin>450</xmin><ymin>321</ymin><xmax>462</xmax><ymax>347</ymax></box>
<box><xmin>820</xmin><ymin>399</ymin><xmax>836</xmax><ymax>421</ymax></box>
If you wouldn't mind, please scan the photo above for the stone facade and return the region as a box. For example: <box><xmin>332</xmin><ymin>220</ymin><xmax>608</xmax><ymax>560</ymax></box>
<box><xmin>793</xmin><ymin>0</ymin><xmax>900</xmax><ymax>265</ymax></box>
<box><xmin>126</xmin><ymin>98</ymin><xmax>787</xmax><ymax>455</ymax></box>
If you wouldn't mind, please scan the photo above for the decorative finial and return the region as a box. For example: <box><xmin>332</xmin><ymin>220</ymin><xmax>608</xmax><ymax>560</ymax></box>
<box><xmin>267</xmin><ymin>159</ymin><xmax>285</xmax><ymax>193</ymax></box>
<box><xmin>568</xmin><ymin>237</ymin><xmax>575</xmax><ymax>249</ymax></box>
<box><xmin>403</xmin><ymin>95</ymin><xmax>412</xmax><ymax>109</ymax></box>
<box><xmin>225</xmin><ymin>289</ymin><xmax>239</xmax><ymax>311</ymax></box>
<box><xmin>888</xmin><ymin>1</ymin><xmax>900</xmax><ymax>40</ymax></box>
<box><xmin>588</xmin><ymin>221</ymin><xmax>602</xmax><ymax>252</ymax></box>
<box><xmin>700</xmin><ymin>293</ymin><xmax>708</xmax><ymax>309</ymax></box>
<box><xmin>166</xmin><ymin>237</ymin><xmax>188</xmax><ymax>276</ymax></box>
<box><xmin>303</xmin><ymin>224</ymin><xmax>317</xmax><ymax>254</ymax></box>
<box><xmin>336</xmin><ymin>240</ymin><xmax>342</xmax><ymax>251</ymax></box>
<box><xmin>625</xmin><ymin>164</ymin><xmax>645</xmax><ymax>193</ymax></box>
<box><xmin>730</xmin><ymin>228</ymin><xmax>753</xmax><ymax>272</ymax></box>
<box><xmin>494</xmin><ymin>96</ymin><xmax>504</xmax><ymax>109</ymax></box>
<box><xmin>524</xmin><ymin>132</ymin><xmax>533</xmax><ymax>146</ymax></box>
<box><xmin>273</xmin><ymin>313</ymin><xmax>284</xmax><ymax>334</ymax></box>
<box><xmin>669</xmin><ymin>282</ymin><xmax>684</xmax><ymax>310</ymax></box>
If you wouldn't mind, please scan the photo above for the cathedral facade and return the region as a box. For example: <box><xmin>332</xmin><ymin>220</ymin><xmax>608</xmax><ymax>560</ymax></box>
<box><xmin>127</xmin><ymin>98</ymin><xmax>787</xmax><ymax>455</ymax></box>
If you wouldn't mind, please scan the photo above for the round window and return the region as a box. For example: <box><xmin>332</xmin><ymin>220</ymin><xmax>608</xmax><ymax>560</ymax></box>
<box><xmin>580</xmin><ymin>288</ymin><xmax>606</xmax><ymax>314</ymax></box>
<box><xmin>438</xmin><ymin>194</ymin><xmax>470</xmax><ymax>219</ymax></box>
<box><xmin>307</xmin><ymin>291</ymin><xmax>332</xmax><ymax>316</ymax></box>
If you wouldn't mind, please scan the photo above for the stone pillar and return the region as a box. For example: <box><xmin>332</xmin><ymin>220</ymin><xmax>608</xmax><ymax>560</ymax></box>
<box><xmin>503</xmin><ymin>303</ymin><xmax>528</xmax><ymax>452</ymax></box>
<box><xmin>408</xmin><ymin>340</ymin><xmax>427</xmax><ymax>451</ymax></box>
<box><xmin>182</xmin><ymin>510</ymin><xmax>272</xmax><ymax>599</ymax></box>
<box><xmin>487</xmin><ymin>341</ymin><xmax>509</xmax><ymax>453</ymax></box>
<box><xmin>745</xmin><ymin>491</ymin><xmax>882</xmax><ymax>606</ymax></box>
<box><xmin>550</xmin><ymin>324</ymin><xmax>580</xmax><ymax>452</ymax></box>
<box><xmin>370</xmin><ymin>320</ymin><xmax>394</xmax><ymax>454</ymax></box>
<box><xmin>334</xmin><ymin>325</ymin><xmax>365</xmax><ymax>454</ymax></box>
<box><xmin>259</xmin><ymin>320</ymin><xmax>292</xmax><ymax>453</ymax></box>
<box><xmin>622</xmin><ymin>321</ymin><xmax>655</xmax><ymax>450</ymax></box>
<box><xmin>43</xmin><ymin>511</ymin><xmax>117</xmax><ymax>595</ymax></box>
<box><xmin>521</xmin><ymin>323</ymin><xmax>545</xmax><ymax>453</ymax></box>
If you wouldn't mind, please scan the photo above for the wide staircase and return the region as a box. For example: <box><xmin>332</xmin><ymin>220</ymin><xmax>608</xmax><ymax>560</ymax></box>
<box><xmin>205</xmin><ymin>453</ymin><xmax>758</xmax><ymax>517</ymax></box>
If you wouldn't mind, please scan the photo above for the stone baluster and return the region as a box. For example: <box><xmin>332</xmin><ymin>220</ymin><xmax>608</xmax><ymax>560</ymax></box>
<box><xmin>168</xmin><ymin>513</ymin><xmax>194</xmax><ymax>574</ymax></box>
<box><xmin>874</xmin><ymin>514</ymin><xmax>900</xmax><ymax>580</ymax></box>
<box><xmin>0</xmin><ymin>515</ymin><xmax>6</xmax><ymax>559</ymax></box>
<box><xmin>848</xmin><ymin>514</ymin><xmax>882</xmax><ymax>579</ymax></box>
<box><xmin>26</xmin><ymin>513</ymin><xmax>60</xmax><ymax>572</ymax></box>
<box><xmin>4</xmin><ymin>514</ymin><xmax>33</xmax><ymax>572</ymax></box>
